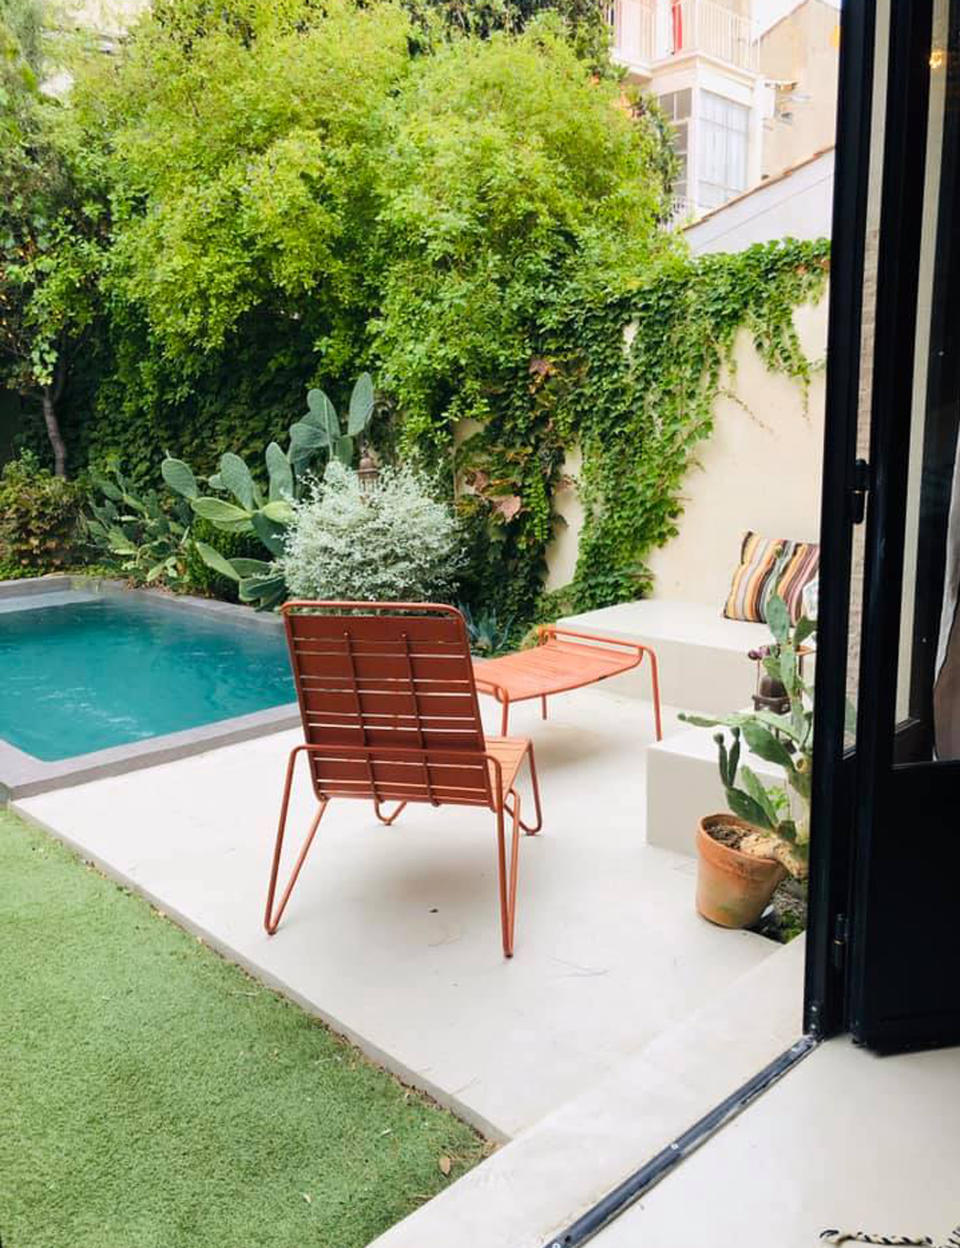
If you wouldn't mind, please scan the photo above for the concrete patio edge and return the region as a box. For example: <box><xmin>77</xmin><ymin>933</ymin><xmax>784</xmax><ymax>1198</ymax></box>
<box><xmin>366</xmin><ymin>937</ymin><xmax>805</xmax><ymax>1248</ymax></box>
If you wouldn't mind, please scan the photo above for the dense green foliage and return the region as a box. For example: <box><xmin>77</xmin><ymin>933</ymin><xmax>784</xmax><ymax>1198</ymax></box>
<box><xmin>450</xmin><ymin>238</ymin><xmax>830</xmax><ymax>621</ymax></box>
<box><xmin>0</xmin><ymin>811</ymin><xmax>484</xmax><ymax>1248</ymax></box>
<box><xmin>373</xmin><ymin>30</ymin><xmax>670</xmax><ymax>434</ymax></box>
<box><xmin>555</xmin><ymin>239</ymin><xmax>830</xmax><ymax>612</ymax></box>
<box><xmin>36</xmin><ymin>0</ymin><xmax>673</xmax><ymax>482</ymax></box>
<box><xmin>5</xmin><ymin>0</ymin><xmax>828</xmax><ymax>627</ymax></box>
<box><xmin>180</xmin><ymin>517</ymin><xmax>267</xmax><ymax>601</ymax></box>
<box><xmin>0</xmin><ymin>0</ymin><xmax>43</xmax><ymax>74</ymax></box>
<box><xmin>406</xmin><ymin>0</ymin><xmax>611</xmax><ymax>68</ymax></box>
<box><xmin>158</xmin><ymin>374</ymin><xmax>377</xmax><ymax>607</ymax></box>
<box><xmin>0</xmin><ymin>449</ymin><xmax>84</xmax><ymax>575</ymax></box>
<box><xmin>83</xmin><ymin>462</ymin><xmax>195</xmax><ymax>588</ymax></box>
<box><xmin>82</xmin><ymin>462</ymin><xmax>287</xmax><ymax>600</ymax></box>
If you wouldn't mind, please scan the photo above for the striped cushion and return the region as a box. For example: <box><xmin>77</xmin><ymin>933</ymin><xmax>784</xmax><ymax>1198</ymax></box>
<box><xmin>774</xmin><ymin>542</ymin><xmax>820</xmax><ymax>623</ymax></box>
<box><xmin>723</xmin><ymin>531</ymin><xmax>820</xmax><ymax>624</ymax></box>
<box><xmin>723</xmin><ymin>532</ymin><xmax>785</xmax><ymax>622</ymax></box>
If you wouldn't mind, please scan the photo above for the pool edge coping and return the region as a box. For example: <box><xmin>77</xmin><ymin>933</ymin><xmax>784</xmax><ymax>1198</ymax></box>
<box><xmin>0</xmin><ymin>576</ymin><xmax>299</xmax><ymax>801</ymax></box>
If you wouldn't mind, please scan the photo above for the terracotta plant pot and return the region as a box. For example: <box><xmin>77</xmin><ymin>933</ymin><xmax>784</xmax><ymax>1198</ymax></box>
<box><xmin>696</xmin><ymin>814</ymin><xmax>786</xmax><ymax>929</ymax></box>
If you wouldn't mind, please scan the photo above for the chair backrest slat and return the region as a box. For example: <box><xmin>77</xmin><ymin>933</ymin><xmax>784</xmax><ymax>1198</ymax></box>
<box><xmin>283</xmin><ymin>601</ymin><xmax>492</xmax><ymax>808</ymax></box>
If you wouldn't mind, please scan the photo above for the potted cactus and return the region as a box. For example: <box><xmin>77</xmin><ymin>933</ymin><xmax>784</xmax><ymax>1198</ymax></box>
<box><xmin>680</xmin><ymin>596</ymin><xmax>815</xmax><ymax>928</ymax></box>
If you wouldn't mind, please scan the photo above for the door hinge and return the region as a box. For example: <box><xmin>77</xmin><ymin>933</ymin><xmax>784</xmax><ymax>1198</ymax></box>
<box><xmin>832</xmin><ymin>913</ymin><xmax>848</xmax><ymax>971</ymax></box>
<box><xmin>851</xmin><ymin>458</ymin><xmax>870</xmax><ymax>524</ymax></box>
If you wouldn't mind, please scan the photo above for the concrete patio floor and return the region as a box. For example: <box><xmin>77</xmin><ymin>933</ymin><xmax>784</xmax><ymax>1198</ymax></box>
<box><xmin>592</xmin><ymin>1037</ymin><xmax>960</xmax><ymax>1248</ymax></box>
<box><xmin>15</xmin><ymin>681</ymin><xmax>778</xmax><ymax>1140</ymax></box>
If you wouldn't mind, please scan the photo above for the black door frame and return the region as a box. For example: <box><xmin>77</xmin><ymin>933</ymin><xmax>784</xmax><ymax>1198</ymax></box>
<box><xmin>803</xmin><ymin>0</ymin><xmax>878</xmax><ymax>1039</ymax></box>
<box><xmin>806</xmin><ymin>0</ymin><xmax>960</xmax><ymax>1048</ymax></box>
<box><xmin>842</xmin><ymin>0</ymin><xmax>938</xmax><ymax>1048</ymax></box>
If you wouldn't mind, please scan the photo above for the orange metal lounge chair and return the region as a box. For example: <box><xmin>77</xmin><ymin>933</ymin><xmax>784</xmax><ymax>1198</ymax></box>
<box><xmin>473</xmin><ymin>625</ymin><xmax>662</xmax><ymax>740</ymax></box>
<box><xmin>265</xmin><ymin>601</ymin><xmax>543</xmax><ymax>957</ymax></box>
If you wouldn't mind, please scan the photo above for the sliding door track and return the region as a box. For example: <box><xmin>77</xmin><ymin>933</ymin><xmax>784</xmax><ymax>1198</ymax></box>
<box><xmin>541</xmin><ymin>1034</ymin><xmax>819</xmax><ymax>1248</ymax></box>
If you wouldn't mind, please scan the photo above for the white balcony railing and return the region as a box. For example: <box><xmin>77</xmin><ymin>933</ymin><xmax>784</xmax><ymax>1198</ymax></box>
<box><xmin>610</xmin><ymin>0</ymin><xmax>759</xmax><ymax>74</ymax></box>
<box><xmin>608</xmin><ymin>0</ymin><xmax>656</xmax><ymax>68</ymax></box>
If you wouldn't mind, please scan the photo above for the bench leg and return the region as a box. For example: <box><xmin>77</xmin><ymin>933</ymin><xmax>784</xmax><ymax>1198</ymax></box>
<box><xmin>540</xmin><ymin>694</ymin><xmax>548</xmax><ymax>721</ymax></box>
<box><xmin>646</xmin><ymin>647</ymin><xmax>663</xmax><ymax>741</ymax></box>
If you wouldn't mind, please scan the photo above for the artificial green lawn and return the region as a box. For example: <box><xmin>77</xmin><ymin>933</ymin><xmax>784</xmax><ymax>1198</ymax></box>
<box><xmin>0</xmin><ymin>812</ymin><xmax>485</xmax><ymax>1248</ymax></box>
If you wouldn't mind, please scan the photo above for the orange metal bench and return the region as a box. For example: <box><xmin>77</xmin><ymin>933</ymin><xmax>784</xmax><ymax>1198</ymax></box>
<box><xmin>473</xmin><ymin>625</ymin><xmax>662</xmax><ymax>739</ymax></box>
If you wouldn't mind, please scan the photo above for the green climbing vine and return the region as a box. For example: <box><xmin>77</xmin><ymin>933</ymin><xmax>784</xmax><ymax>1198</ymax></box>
<box><xmin>431</xmin><ymin>238</ymin><xmax>831</xmax><ymax>626</ymax></box>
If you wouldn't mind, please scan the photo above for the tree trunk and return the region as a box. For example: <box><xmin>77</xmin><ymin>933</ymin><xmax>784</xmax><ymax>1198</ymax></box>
<box><xmin>41</xmin><ymin>386</ymin><xmax>68</xmax><ymax>478</ymax></box>
<box><xmin>42</xmin><ymin>354</ymin><xmax>68</xmax><ymax>478</ymax></box>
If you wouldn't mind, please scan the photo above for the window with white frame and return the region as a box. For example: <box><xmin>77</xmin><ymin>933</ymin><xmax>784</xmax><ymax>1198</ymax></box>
<box><xmin>657</xmin><ymin>88</ymin><xmax>691</xmax><ymax>210</ymax></box>
<box><xmin>697</xmin><ymin>90</ymin><xmax>749</xmax><ymax>209</ymax></box>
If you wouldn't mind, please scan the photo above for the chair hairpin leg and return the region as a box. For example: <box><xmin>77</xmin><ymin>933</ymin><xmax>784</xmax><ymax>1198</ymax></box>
<box><xmin>265</xmin><ymin>748</ymin><xmax>328</xmax><ymax>935</ymax></box>
<box><xmin>513</xmin><ymin>743</ymin><xmax>544</xmax><ymax>835</ymax></box>
<box><xmin>504</xmin><ymin>793</ymin><xmax>541</xmax><ymax>837</ymax></box>
<box><xmin>495</xmin><ymin>794</ymin><xmax>522</xmax><ymax>957</ymax></box>
<box><xmin>374</xmin><ymin>800</ymin><xmax>407</xmax><ymax>826</ymax></box>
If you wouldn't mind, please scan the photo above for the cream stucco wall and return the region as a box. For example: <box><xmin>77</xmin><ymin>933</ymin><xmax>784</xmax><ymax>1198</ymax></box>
<box><xmin>759</xmin><ymin>0</ymin><xmax>840</xmax><ymax>180</ymax></box>
<box><xmin>545</xmin><ymin>447</ymin><xmax>585</xmax><ymax>592</ymax></box>
<box><xmin>645</xmin><ymin>296</ymin><xmax>826</xmax><ymax>603</ymax></box>
<box><xmin>543</xmin><ymin>293</ymin><xmax>828</xmax><ymax>606</ymax></box>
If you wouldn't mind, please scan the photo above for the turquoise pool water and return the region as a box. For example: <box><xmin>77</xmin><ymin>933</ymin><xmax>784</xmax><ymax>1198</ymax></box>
<box><xmin>0</xmin><ymin>596</ymin><xmax>294</xmax><ymax>762</ymax></box>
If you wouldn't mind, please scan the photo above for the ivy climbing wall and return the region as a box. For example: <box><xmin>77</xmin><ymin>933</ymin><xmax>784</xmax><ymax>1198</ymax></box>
<box><xmin>564</xmin><ymin>294</ymin><xmax>828</xmax><ymax>607</ymax></box>
<box><xmin>448</xmin><ymin>238</ymin><xmax>831</xmax><ymax>624</ymax></box>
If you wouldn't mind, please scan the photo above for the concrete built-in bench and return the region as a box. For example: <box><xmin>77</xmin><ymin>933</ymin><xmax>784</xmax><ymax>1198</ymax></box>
<box><xmin>560</xmin><ymin>599</ymin><xmax>771</xmax><ymax>715</ymax></box>
<box><xmin>644</xmin><ymin>723</ymin><xmax>781</xmax><ymax>856</ymax></box>
<box><xmin>559</xmin><ymin>599</ymin><xmax>800</xmax><ymax>858</ymax></box>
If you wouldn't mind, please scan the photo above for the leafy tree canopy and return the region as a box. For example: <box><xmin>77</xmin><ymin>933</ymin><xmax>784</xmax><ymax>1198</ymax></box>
<box><xmin>57</xmin><ymin>0</ymin><xmax>672</xmax><ymax>413</ymax></box>
<box><xmin>4</xmin><ymin>1</ymin><xmax>827</xmax><ymax>635</ymax></box>
<box><xmin>405</xmin><ymin>0</ymin><xmax>611</xmax><ymax>69</ymax></box>
<box><xmin>373</xmin><ymin>19</ymin><xmax>673</xmax><ymax>435</ymax></box>
<box><xmin>66</xmin><ymin>0</ymin><xmax>414</xmax><ymax>371</ymax></box>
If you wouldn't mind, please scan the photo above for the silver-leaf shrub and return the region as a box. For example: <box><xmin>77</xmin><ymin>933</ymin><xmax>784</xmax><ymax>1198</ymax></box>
<box><xmin>281</xmin><ymin>461</ymin><xmax>461</xmax><ymax>603</ymax></box>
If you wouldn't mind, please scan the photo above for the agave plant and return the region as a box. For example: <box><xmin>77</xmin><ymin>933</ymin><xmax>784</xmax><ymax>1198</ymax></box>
<box><xmin>161</xmin><ymin>374</ymin><xmax>376</xmax><ymax>609</ymax></box>
<box><xmin>460</xmin><ymin>602</ymin><xmax>516</xmax><ymax>657</ymax></box>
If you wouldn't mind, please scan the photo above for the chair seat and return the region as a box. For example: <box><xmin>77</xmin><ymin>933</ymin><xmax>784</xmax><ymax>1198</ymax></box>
<box><xmin>485</xmin><ymin>736</ymin><xmax>530</xmax><ymax>796</ymax></box>
<box><xmin>474</xmin><ymin>638</ymin><xmax>638</xmax><ymax>702</ymax></box>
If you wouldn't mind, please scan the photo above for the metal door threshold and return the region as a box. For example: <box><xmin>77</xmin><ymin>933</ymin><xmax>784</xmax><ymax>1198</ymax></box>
<box><xmin>541</xmin><ymin>1034</ymin><xmax>819</xmax><ymax>1248</ymax></box>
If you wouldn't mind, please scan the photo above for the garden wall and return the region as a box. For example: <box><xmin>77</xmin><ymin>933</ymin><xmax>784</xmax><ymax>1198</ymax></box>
<box><xmin>544</xmin><ymin>291</ymin><xmax>828</xmax><ymax>608</ymax></box>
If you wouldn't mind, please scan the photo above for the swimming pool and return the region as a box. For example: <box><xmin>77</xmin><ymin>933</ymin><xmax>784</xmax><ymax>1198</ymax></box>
<box><xmin>0</xmin><ymin>578</ymin><xmax>298</xmax><ymax>797</ymax></box>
